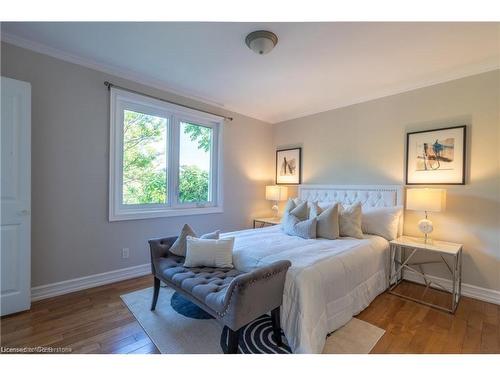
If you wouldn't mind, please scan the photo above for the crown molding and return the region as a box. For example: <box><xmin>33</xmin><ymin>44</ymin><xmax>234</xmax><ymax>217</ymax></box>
<box><xmin>2</xmin><ymin>31</ymin><xmax>498</xmax><ymax>125</ymax></box>
<box><xmin>1</xmin><ymin>32</ymin><xmax>271</xmax><ymax>124</ymax></box>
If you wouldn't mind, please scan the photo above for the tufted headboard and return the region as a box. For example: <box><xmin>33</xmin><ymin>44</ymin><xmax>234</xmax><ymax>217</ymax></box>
<box><xmin>298</xmin><ymin>184</ymin><xmax>404</xmax><ymax>236</ymax></box>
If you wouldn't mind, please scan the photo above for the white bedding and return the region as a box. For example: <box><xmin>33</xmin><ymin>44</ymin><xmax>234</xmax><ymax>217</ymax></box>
<box><xmin>222</xmin><ymin>225</ymin><xmax>389</xmax><ymax>354</ymax></box>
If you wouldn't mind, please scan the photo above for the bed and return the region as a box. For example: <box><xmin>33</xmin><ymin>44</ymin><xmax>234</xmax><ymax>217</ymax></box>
<box><xmin>222</xmin><ymin>184</ymin><xmax>404</xmax><ymax>354</ymax></box>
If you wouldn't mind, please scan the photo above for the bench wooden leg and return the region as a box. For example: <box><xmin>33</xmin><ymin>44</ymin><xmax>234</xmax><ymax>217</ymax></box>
<box><xmin>227</xmin><ymin>327</ymin><xmax>240</xmax><ymax>354</ymax></box>
<box><xmin>151</xmin><ymin>277</ymin><xmax>160</xmax><ymax>311</ymax></box>
<box><xmin>271</xmin><ymin>306</ymin><xmax>283</xmax><ymax>346</ymax></box>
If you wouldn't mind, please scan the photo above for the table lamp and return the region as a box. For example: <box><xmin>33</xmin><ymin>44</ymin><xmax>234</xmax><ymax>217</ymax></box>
<box><xmin>266</xmin><ymin>185</ymin><xmax>288</xmax><ymax>217</ymax></box>
<box><xmin>406</xmin><ymin>188</ymin><xmax>446</xmax><ymax>244</ymax></box>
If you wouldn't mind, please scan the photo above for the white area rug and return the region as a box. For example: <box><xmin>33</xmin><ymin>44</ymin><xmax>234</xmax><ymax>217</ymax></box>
<box><xmin>121</xmin><ymin>287</ymin><xmax>385</xmax><ymax>354</ymax></box>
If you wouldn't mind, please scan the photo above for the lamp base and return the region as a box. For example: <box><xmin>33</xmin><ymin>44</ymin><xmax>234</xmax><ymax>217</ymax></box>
<box><xmin>271</xmin><ymin>204</ymin><xmax>279</xmax><ymax>218</ymax></box>
<box><xmin>418</xmin><ymin>218</ymin><xmax>434</xmax><ymax>244</ymax></box>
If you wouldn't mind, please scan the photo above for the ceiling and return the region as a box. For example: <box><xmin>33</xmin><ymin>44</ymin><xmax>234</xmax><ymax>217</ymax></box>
<box><xmin>2</xmin><ymin>22</ymin><xmax>499</xmax><ymax>123</ymax></box>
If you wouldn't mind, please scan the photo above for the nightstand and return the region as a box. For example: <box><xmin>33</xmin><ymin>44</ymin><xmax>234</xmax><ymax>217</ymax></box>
<box><xmin>388</xmin><ymin>235</ymin><xmax>463</xmax><ymax>313</ymax></box>
<box><xmin>253</xmin><ymin>217</ymin><xmax>281</xmax><ymax>229</ymax></box>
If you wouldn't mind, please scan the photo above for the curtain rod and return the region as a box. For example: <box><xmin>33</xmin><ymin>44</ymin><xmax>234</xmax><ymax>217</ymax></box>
<box><xmin>104</xmin><ymin>81</ymin><xmax>233</xmax><ymax>121</ymax></box>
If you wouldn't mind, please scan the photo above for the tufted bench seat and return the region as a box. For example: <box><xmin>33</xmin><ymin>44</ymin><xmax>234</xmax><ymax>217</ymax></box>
<box><xmin>149</xmin><ymin>236</ymin><xmax>291</xmax><ymax>354</ymax></box>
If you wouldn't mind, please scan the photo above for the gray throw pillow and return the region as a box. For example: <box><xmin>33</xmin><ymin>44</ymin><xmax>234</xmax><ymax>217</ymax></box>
<box><xmin>310</xmin><ymin>202</ymin><xmax>339</xmax><ymax>239</ymax></box>
<box><xmin>200</xmin><ymin>230</ymin><xmax>220</xmax><ymax>240</ymax></box>
<box><xmin>169</xmin><ymin>224</ymin><xmax>220</xmax><ymax>256</ymax></box>
<box><xmin>281</xmin><ymin>198</ymin><xmax>315</xmax><ymax>239</ymax></box>
<box><xmin>281</xmin><ymin>198</ymin><xmax>307</xmax><ymax>223</ymax></box>
<box><xmin>290</xmin><ymin>201</ymin><xmax>309</xmax><ymax>220</ymax></box>
<box><xmin>282</xmin><ymin>199</ymin><xmax>297</xmax><ymax>221</ymax></box>
<box><xmin>339</xmin><ymin>203</ymin><xmax>364</xmax><ymax>239</ymax></box>
<box><xmin>283</xmin><ymin>214</ymin><xmax>317</xmax><ymax>239</ymax></box>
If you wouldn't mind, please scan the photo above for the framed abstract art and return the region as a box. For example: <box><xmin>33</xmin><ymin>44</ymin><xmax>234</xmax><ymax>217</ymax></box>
<box><xmin>276</xmin><ymin>147</ymin><xmax>302</xmax><ymax>185</ymax></box>
<box><xmin>406</xmin><ymin>125</ymin><xmax>466</xmax><ymax>185</ymax></box>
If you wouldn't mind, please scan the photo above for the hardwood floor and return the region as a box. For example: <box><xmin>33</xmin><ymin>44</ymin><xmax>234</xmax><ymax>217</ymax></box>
<box><xmin>1</xmin><ymin>276</ymin><xmax>159</xmax><ymax>354</ymax></box>
<box><xmin>1</xmin><ymin>276</ymin><xmax>498</xmax><ymax>354</ymax></box>
<box><xmin>357</xmin><ymin>281</ymin><xmax>500</xmax><ymax>353</ymax></box>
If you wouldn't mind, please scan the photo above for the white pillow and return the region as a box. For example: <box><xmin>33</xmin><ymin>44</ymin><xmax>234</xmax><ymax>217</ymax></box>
<box><xmin>339</xmin><ymin>203</ymin><xmax>364</xmax><ymax>239</ymax></box>
<box><xmin>362</xmin><ymin>206</ymin><xmax>403</xmax><ymax>241</ymax></box>
<box><xmin>184</xmin><ymin>236</ymin><xmax>235</xmax><ymax>268</ymax></box>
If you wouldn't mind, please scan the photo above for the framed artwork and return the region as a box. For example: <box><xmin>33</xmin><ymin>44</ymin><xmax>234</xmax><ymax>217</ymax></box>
<box><xmin>276</xmin><ymin>147</ymin><xmax>302</xmax><ymax>185</ymax></box>
<box><xmin>406</xmin><ymin>125</ymin><xmax>466</xmax><ymax>185</ymax></box>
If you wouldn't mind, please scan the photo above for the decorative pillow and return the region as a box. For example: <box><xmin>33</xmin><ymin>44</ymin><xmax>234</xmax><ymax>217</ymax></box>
<box><xmin>200</xmin><ymin>230</ymin><xmax>221</xmax><ymax>240</ymax></box>
<box><xmin>281</xmin><ymin>199</ymin><xmax>296</xmax><ymax>223</ymax></box>
<box><xmin>184</xmin><ymin>236</ymin><xmax>235</xmax><ymax>268</ymax></box>
<box><xmin>362</xmin><ymin>206</ymin><xmax>403</xmax><ymax>241</ymax></box>
<box><xmin>309</xmin><ymin>202</ymin><xmax>339</xmax><ymax>239</ymax></box>
<box><xmin>339</xmin><ymin>203</ymin><xmax>364</xmax><ymax>239</ymax></box>
<box><xmin>169</xmin><ymin>224</ymin><xmax>220</xmax><ymax>257</ymax></box>
<box><xmin>283</xmin><ymin>215</ymin><xmax>317</xmax><ymax>239</ymax></box>
<box><xmin>290</xmin><ymin>201</ymin><xmax>309</xmax><ymax>220</ymax></box>
<box><xmin>281</xmin><ymin>198</ymin><xmax>308</xmax><ymax>223</ymax></box>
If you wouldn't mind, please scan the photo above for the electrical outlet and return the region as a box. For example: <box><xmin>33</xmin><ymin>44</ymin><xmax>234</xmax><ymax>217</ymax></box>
<box><xmin>122</xmin><ymin>248</ymin><xmax>130</xmax><ymax>259</ymax></box>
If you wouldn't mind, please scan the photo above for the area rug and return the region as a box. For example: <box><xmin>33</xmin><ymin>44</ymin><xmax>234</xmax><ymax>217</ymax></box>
<box><xmin>121</xmin><ymin>287</ymin><xmax>385</xmax><ymax>354</ymax></box>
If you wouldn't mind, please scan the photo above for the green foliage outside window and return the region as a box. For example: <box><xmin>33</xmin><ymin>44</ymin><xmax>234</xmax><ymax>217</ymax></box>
<box><xmin>178</xmin><ymin>165</ymin><xmax>209</xmax><ymax>202</ymax></box>
<box><xmin>179</xmin><ymin>123</ymin><xmax>211</xmax><ymax>202</ymax></box>
<box><xmin>183</xmin><ymin>123</ymin><xmax>211</xmax><ymax>153</ymax></box>
<box><xmin>122</xmin><ymin>110</ymin><xmax>167</xmax><ymax>205</ymax></box>
<box><xmin>122</xmin><ymin>113</ymin><xmax>212</xmax><ymax>205</ymax></box>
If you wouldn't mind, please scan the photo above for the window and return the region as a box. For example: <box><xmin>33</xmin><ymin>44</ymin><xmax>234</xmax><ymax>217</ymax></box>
<box><xmin>178</xmin><ymin>122</ymin><xmax>213</xmax><ymax>204</ymax></box>
<box><xmin>109</xmin><ymin>88</ymin><xmax>223</xmax><ymax>221</ymax></box>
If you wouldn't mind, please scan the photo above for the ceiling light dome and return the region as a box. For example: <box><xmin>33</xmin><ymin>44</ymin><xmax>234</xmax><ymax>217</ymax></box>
<box><xmin>245</xmin><ymin>30</ymin><xmax>278</xmax><ymax>55</ymax></box>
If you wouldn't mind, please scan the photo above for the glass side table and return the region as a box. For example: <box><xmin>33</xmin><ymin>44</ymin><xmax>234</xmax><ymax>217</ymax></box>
<box><xmin>388</xmin><ymin>236</ymin><xmax>463</xmax><ymax>313</ymax></box>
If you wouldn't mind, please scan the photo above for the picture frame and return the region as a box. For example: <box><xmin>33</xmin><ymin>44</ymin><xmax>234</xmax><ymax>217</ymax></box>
<box><xmin>406</xmin><ymin>125</ymin><xmax>466</xmax><ymax>185</ymax></box>
<box><xmin>276</xmin><ymin>147</ymin><xmax>302</xmax><ymax>185</ymax></box>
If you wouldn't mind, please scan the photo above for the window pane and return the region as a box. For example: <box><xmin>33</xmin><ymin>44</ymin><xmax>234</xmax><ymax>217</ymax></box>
<box><xmin>179</xmin><ymin>122</ymin><xmax>212</xmax><ymax>203</ymax></box>
<box><xmin>122</xmin><ymin>109</ymin><xmax>167</xmax><ymax>205</ymax></box>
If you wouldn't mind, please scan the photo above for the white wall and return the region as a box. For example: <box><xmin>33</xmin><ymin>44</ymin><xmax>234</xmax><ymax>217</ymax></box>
<box><xmin>1</xmin><ymin>42</ymin><xmax>274</xmax><ymax>287</ymax></box>
<box><xmin>273</xmin><ymin>70</ymin><xmax>500</xmax><ymax>292</ymax></box>
<box><xmin>2</xmin><ymin>41</ymin><xmax>499</xmax><ymax>295</ymax></box>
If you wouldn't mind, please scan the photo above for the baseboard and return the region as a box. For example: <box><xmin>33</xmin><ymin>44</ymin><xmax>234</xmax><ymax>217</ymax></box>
<box><xmin>403</xmin><ymin>273</ymin><xmax>500</xmax><ymax>306</ymax></box>
<box><xmin>31</xmin><ymin>263</ymin><xmax>151</xmax><ymax>302</ymax></box>
<box><xmin>30</xmin><ymin>263</ymin><xmax>500</xmax><ymax>305</ymax></box>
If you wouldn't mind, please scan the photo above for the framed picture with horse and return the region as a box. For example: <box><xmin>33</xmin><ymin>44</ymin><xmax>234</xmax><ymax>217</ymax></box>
<box><xmin>276</xmin><ymin>147</ymin><xmax>302</xmax><ymax>185</ymax></box>
<box><xmin>406</xmin><ymin>125</ymin><xmax>466</xmax><ymax>185</ymax></box>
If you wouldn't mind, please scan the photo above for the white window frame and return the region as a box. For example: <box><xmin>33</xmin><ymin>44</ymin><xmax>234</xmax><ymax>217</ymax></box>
<box><xmin>109</xmin><ymin>88</ymin><xmax>223</xmax><ymax>221</ymax></box>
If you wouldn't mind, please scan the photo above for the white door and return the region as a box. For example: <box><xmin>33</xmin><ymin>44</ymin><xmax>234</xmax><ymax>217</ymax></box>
<box><xmin>1</xmin><ymin>76</ymin><xmax>31</xmax><ymax>316</ymax></box>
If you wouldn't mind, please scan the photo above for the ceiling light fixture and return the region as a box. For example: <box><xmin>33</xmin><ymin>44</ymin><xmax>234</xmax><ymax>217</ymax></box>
<box><xmin>245</xmin><ymin>30</ymin><xmax>278</xmax><ymax>55</ymax></box>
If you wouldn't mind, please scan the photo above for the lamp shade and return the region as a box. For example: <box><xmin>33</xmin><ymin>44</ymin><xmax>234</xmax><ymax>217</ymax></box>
<box><xmin>265</xmin><ymin>185</ymin><xmax>288</xmax><ymax>201</ymax></box>
<box><xmin>406</xmin><ymin>188</ymin><xmax>446</xmax><ymax>212</ymax></box>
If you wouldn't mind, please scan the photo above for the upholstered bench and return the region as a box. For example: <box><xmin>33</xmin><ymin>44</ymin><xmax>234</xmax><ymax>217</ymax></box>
<box><xmin>148</xmin><ymin>236</ymin><xmax>291</xmax><ymax>354</ymax></box>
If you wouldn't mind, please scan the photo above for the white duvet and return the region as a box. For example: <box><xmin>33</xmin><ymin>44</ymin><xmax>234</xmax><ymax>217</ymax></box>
<box><xmin>222</xmin><ymin>225</ymin><xmax>389</xmax><ymax>354</ymax></box>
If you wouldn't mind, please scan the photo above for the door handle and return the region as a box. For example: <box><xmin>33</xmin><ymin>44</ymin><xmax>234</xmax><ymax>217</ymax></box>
<box><xmin>19</xmin><ymin>209</ymin><xmax>30</xmax><ymax>216</ymax></box>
